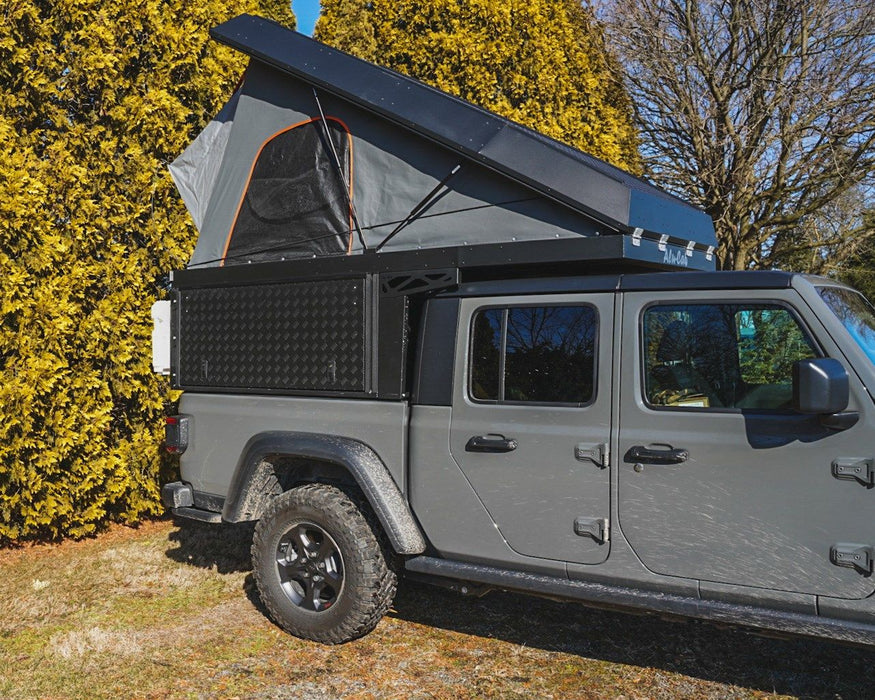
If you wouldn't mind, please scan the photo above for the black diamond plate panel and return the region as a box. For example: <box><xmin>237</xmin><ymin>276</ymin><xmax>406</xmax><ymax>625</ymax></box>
<box><xmin>178</xmin><ymin>278</ymin><xmax>367</xmax><ymax>392</ymax></box>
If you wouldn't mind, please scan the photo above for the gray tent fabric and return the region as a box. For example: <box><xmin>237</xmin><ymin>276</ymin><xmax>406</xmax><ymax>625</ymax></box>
<box><xmin>183</xmin><ymin>63</ymin><xmax>604</xmax><ymax>268</ymax></box>
<box><xmin>169</xmin><ymin>89</ymin><xmax>240</xmax><ymax>232</ymax></box>
<box><xmin>173</xmin><ymin>16</ymin><xmax>716</xmax><ymax>268</ymax></box>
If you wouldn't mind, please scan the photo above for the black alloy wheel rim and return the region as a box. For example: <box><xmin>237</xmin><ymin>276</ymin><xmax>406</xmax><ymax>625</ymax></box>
<box><xmin>275</xmin><ymin>522</ymin><xmax>344</xmax><ymax>611</ymax></box>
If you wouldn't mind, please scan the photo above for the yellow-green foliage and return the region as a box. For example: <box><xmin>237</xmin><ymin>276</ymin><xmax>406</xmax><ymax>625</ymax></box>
<box><xmin>315</xmin><ymin>0</ymin><xmax>640</xmax><ymax>172</ymax></box>
<box><xmin>0</xmin><ymin>2</ymin><xmax>293</xmax><ymax>542</ymax></box>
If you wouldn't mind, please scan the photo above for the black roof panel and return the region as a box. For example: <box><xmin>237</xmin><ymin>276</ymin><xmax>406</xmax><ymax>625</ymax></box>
<box><xmin>619</xmin><ymin>270</ymin><xmax>795</xmax><ymax>292</ymax></box>
<box><xmin>448</xmin><ymin>270</ymin><xmax>796</xmax><ymax>298</ymax></box>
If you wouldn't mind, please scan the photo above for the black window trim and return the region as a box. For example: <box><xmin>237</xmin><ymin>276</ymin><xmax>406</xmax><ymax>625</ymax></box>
<box><xmin>468</xmin><ymin>301</ymin><xmax>600</xmax><ymax>409</ymax></box>
<box><xmin>638</xmin><ymin>298</ymin><xmax>825</xmax><ymax>415</ymax></box>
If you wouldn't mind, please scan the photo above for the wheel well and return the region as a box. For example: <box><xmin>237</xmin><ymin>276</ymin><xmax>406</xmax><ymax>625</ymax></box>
<box><xmin>234</xmin><ymin>454</ymin><xmax>360</xmax><ymax>522</ymax></box>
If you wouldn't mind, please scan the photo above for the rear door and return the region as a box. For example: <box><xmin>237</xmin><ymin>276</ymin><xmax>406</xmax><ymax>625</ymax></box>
<box><xmin>449</xmin><ymin>293</ymin><xmax>614</xmax><ymax>565</ymax></box>
<box><xmin>618</xmin><ymin>289</ymin><xmax>875</xmax><ymax>598</ymax></box>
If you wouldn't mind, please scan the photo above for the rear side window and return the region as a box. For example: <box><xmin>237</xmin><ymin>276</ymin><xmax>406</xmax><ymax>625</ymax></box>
<box><xmin>470</xmin><ymin>305</ymin><xmax>597</xmax><ymax>405</ymax></box>
<box><xmin>642</xmin><ymin>303</ymin><xmax>818</xmax><ymax>410</ymax></box>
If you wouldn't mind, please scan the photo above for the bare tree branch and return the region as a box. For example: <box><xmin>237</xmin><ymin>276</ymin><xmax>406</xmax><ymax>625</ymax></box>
<box><xmin>599</xmin><ymin>0</ymin><xmax>875</xmax><ymax>270</ymax></box>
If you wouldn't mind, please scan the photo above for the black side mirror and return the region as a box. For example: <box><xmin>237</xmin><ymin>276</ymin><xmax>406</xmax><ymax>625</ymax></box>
<box><xmin>793</xmin><ymin>358</ymin><xmax>857</xmax><ymax>430</ymax></box>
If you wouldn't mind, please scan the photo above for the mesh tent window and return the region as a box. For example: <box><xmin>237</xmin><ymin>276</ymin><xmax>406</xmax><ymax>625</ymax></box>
<box><xmin>223</xmin><ymin>118</ymin><xmax>354</xmax><ymax>265</ymax></box>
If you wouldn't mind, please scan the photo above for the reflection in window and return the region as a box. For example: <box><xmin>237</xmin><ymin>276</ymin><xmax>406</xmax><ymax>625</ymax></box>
<box><xmin>470</xmin><ymin>306</ymin><xmax>597</xmax><ymax>404</ymax></box>
<box><xmin>643</xmin><ymin>303</ymin><xmax>818</xmax><ymax>410</ymax></box>
<box><xmin>818</xmin><ymin>286</ymin><xmax>875</xmax><ymax>365</ymax></box>
<box><xmin>471</xmin><ymin>309</ymin><xmax>502</xmax><ymax>400</ymax></box>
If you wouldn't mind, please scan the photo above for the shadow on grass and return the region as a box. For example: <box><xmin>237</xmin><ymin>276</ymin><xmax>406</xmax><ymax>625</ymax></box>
<box><xmin>165</xmin><ymin>518</ymin><xmax>255</xmax><ymax>574</ymax></box>
<box><xmin>389</xmin><ymin>579</ymin><xmax>875</xmax><ymax>700</ymax></box>
<box><xmin>164</xmin><ymin>519</ymin><xmax>271</xmax><ymax>617</ymax></box>
<box><xmin>164</xmin><ymin>520</ymin><xmax>874</xmax><ymax>697</ymax></box>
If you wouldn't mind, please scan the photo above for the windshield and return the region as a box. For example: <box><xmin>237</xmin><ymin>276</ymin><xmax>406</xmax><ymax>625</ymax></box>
<box><xmin>818</xmin><ymin>286</ymin><xmax>875</xmax><ymax>365</ymax></box>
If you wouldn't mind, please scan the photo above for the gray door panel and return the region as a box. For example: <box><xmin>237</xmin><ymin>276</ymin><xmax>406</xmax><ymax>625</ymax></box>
<box><xmin>618</xmin><ymin>290</ymin><xmax>875</xmax><ymax>599</ymax></box>
<box><xmin>409</xmin><ymin>405</ymin><xmax>565</xmax><ymax>576</ymax></box>
<box><xmin>449</xmin><ymin>294</ymin><xmax>613</xmax><ymax>565</ymax></box>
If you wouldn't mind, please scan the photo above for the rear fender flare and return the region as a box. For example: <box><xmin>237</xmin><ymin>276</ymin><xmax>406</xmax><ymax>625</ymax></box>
<box><xmin>223</xmin><ymin>431</ymin><xmax>426</xmax><ymax>555</ymax></box>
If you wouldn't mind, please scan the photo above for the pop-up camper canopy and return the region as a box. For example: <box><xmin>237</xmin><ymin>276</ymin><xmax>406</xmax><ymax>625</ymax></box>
<box><xmin>170</xmin><ymin>14</ymin><xmax>718</xmax><ymax>271</ymax></box>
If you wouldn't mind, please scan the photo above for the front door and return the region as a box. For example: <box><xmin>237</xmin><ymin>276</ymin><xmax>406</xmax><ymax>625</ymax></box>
<box><xmin>449</xmin><ymin>293</ymin><xmax>614</xmax><ymax>565</ymax></box>
<box><xmin>618</xmin><ymin>289</ymin><xmax>875</xmax><ymax>598</ymax></box>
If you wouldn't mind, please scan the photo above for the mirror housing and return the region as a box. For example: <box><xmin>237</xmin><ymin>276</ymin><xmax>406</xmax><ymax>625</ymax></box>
<box><xmin>793</xmin><ymin>358</ymin><xmax>856</xmax><ymax>430</ymax></box>
<box><xmin>793</xmin><ymin>358</ymin><xmax>849</xmax><ymax>414</ymax></box>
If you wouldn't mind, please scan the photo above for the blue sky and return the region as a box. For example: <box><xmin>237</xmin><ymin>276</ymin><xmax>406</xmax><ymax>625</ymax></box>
<box><xmin>295</xmin><ymin>0</ymin><xmax>321</xmax><ymax>35</ymax></box>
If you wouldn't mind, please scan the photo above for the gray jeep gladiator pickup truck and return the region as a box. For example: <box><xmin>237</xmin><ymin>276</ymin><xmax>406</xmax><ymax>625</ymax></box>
<box><xmin>155</xmin><ymin>15</ymin><xmax>875</xmax><ymax>645</ymax></box>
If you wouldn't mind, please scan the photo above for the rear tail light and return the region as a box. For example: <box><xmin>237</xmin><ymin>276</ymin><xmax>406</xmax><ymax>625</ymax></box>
<box><xmin>165</xmin><ymin>415</ymin><xmax>190</xmax><ymax>454</ymax></box>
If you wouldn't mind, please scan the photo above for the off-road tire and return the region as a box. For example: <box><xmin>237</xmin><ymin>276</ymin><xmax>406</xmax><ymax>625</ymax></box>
<box><xmin>252</xmin><ymin>483</ymin><xmax>397</xmax><ymax>644</ymax></box>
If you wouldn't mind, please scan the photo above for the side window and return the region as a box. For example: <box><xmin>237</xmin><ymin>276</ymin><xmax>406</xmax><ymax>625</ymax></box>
<box><xmin>470</xmin><ymin>305</ymin><xmax>597</xmax><ymax>405</ymax></box>
<box><xmin>226</xmin><ymin>118</ymin><xmax>353</xmax><ymax>263</ymax></box>
<box><xmin>643</xmin><ymin>303</ymin><xmax>818</xmax><ymax>410</ymax></box>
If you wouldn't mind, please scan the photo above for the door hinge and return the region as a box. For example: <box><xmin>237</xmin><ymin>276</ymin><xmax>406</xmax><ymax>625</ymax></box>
<box><xmin>575</xmin><ymin>442</ymin><xmax>609</xmax><ymax>469</ymax></box>
<box><xmin>830</xmin><ymin>544</ymin><xmax>874</xmax><ymax>575</ymax></box>
<box><xmin>832</xmin><ymin>458</ymin><xmax>874</xmax><ymax>487</ymax></box>
<box><xmin>574</xmin><ymin>517</ymin><xmax>609</xmax><ymax>544</ymax></box>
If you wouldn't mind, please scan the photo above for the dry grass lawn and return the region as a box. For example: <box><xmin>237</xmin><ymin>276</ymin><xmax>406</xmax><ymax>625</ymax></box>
<box><xmin>0</xmin><ymin>517</ymin><xmax>873</xmax><ymax>699</ymax></box>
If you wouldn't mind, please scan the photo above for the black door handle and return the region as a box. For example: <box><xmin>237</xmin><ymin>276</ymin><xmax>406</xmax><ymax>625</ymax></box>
<box><xmin>465</xmin><ymin>434</ymin><xmax>518</xmax><ymax>453</ymax></box>
<box><xmin>624</xmin><ymin>445</ymin><xmax>689</xmax><ymax>465</ymax></box>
